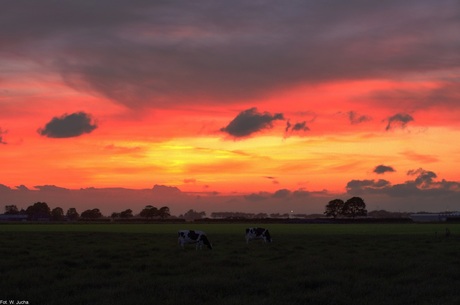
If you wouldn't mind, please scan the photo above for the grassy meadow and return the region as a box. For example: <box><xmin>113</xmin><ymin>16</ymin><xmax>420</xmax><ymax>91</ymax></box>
<box><xmin>1</xmin><ymin>223</ymin><xmax>460</xmax><ymax>305</ymax></box>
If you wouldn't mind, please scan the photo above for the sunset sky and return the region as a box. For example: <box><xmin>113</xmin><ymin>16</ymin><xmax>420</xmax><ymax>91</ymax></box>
<box><xmin>1</xmin><ymin>0</ymin><xmax>460</xmax><ymax>216</ymax></box>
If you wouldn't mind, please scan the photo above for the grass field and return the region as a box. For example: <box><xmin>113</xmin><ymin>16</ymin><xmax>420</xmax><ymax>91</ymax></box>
<box><xmin>1</xmin><ymin>223</ymin><xmax>460</xmax><ymax>305</ymax></box>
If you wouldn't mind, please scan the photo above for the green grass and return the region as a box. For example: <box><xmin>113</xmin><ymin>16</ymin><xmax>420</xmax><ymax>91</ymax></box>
<box><xmin>1</xmin><ymin>223</ymin><xmax>460</xmax><ymax>305</ymax></box>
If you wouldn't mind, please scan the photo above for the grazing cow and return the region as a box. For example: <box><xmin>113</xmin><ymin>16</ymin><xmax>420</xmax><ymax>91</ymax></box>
<box><xmin>245</xmin><ymin>227</ymin><xmax>272</xmax><ymax>243</ymax></box>
<box><xmin>178</xmin><ymin>230</ymin><xmax>212</xmax><ymax>250</ymax></box>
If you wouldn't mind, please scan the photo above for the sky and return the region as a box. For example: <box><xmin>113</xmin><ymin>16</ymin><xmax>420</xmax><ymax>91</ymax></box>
<box><xmin>1</xmin><ymin>0</ymin><xmax>460</xmax><ymax>216</ymax></box>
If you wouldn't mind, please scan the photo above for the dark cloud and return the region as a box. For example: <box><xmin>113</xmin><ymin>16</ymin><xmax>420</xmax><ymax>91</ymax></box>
<box><xmin>407</xmin><ymin>168</ymin><xmax>437</xmax><ymax>188</ymax></box>
<box><xmin>38</xmin><ymin>112</ymin><xmax>97</xmax><ymax>138</ymax></box>
<box><xmin>346</xmin><ymin>179</ymin><xmax>391</xmax><ymax>194</ymax></box>
<box><xmin>368</xmin><ymin>82</ymin><xmax>460</xmax><ymax>111</ymax></box>
<box><xmin>0</xmin><ymin>128</ymin><xmax>7</xmax><ymax>144</ymax></box>
<box><xmin>34</xmin><ymin>185</ymin><xmax>70</xmax><ymax>192</ymax></box>
<box><xmin>385</xmin><ymin>113</ymin><xmax>414</xmax><ymax>131</ymax></box>
<box><xmin>246</xmin><ymin>188</ymin><xmax>312</xmax><ymax>201</ymax></box>
<box><xmin>2</xmin><ymin>0</ymin><xmax>459</xmax><ymax>108</ymax></box>
<box><xmin>220</xmin><ymin>108</ymin><xmax>284</xmax><ymax>138</ymax></box>
<box><xmin>15</xmin><ymin>185</ymin><xmax>30</xmax><ymax>191</ymax></box>
<box><xmin>152</xmin><ymin>184</ymin><xmax>182</xmax><ymax>196</ymax></box>
<box><xmin>264</xmin><ymin>176</ymin><xmax>279</xmax><ymax>184</ymax></box>
<box><xmin>272</xmin><ymin>189</ymin><xmax>291</xmax><ymax>199</ymax></box>
<box><xmin>373</xmin><ymin>165</ymin><xmax>395</xmax><ymax>174</ymax></box>
<box><xmin>292</xmin><ymin>189</ymin><xmax>311</xmax><ymax>198</ymax></box>
<box><xmin>285</xmin><ymin>120</ymin><xmax>310</xmax><ymax>133</ymax></box>
<box><xmin>244</xmin><ymin>193</ymin><xmax>268</xmax><ymax>201</ymax></box>
<box><xmin>0</xmin><ymin>184</ymin><xmax>12</xmax><ymax>192</ymax></box>
<box><xmin>348</xmin><ymin>111</ymin><xmax>372</xmax><ymax>125</ymax></box>
<box><xmin>347</xmin><ymin>168</ymin><xmax>460</xmax><ymax>198</ymax></box>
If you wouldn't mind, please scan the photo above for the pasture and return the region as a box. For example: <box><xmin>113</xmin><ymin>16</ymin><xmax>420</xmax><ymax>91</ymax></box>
<box><xmin>1</xmin><ymin>223</ymin><xmax>460</xmax><ymax>305</ymax></box>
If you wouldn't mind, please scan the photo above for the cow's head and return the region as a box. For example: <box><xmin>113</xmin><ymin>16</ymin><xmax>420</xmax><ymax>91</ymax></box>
<box><xmin>264</xmin><ymin>230</ymin><xmax>272</xmax><ymax>243</ymax></box>
<box><xmin>200</xmin><ymin>235</ymin><xmax>213</xmax><ymax>250</ymax></box>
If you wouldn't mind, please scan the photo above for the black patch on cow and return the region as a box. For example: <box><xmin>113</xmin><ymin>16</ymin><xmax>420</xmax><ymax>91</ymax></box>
<box><xmin>254</xmin><ymin>227</ymin><xmax>265</xmax><ymax>236</ymax></box>
<box><xmin>245</xmin><ymin>228</ymin><xmax>250</xmax><ymax>234</ymax></box>
<box><xmin>179</xmin><ymin>232</ymin><xmax>185</xmax><ymax>238</ymax></box>
<box><xmin>187</xmin><ymin>230</ymin><xmax>199</xmax><ymax>241</ymax></box>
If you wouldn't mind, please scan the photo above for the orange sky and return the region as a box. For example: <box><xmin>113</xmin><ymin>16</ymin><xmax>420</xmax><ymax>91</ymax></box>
<box><xmin>1</xmin><ymin>0</ymin><xmax>460</xmax><ymax>215</ymax></box>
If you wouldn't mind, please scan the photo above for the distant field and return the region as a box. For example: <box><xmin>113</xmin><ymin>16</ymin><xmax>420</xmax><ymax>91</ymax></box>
<box><xmin>2</xmin><ymin>222</ymin><xmax>459</xmax><ymax>234</ymax></box>
<box><xmin>1</xmin><ymin>223</ymin><xmax>460</xmax><ymax>305</ymax></box>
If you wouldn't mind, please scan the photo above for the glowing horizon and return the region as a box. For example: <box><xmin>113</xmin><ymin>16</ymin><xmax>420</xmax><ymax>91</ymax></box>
<box><xmin>1</xmin><ymin>0</ymin><xmax>460</xmax><ymax>215</ymax></box>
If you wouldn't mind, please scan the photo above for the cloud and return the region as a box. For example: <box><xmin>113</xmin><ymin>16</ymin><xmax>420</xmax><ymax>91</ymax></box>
<box><xmin>220</xmin><ymin>108</ymin><xmax>284</xmax><ymax>138</ymax></box>
<box><xmin>152</xmin><ymin>184</ymin><xmax>182</xmax><ymax>196</ymax></box>
<box><xmin>264</xmin><ymin>176</ymin><xmax>279</xmax><ymax>184</ymax></box>
<box><xmin>347</xmin><ymin>168</ymin><xmax>460</xmax><ymax>198</ymax></box>
<box><xmin>2</xmin><ymin>1</ymin><xmax>459</xmax><ymax>109</ymax></box>
<box><xmin>348</xmin><ymin>111</ymin><xmax>372</xmax><ymax>125</ymax></box>
<box><xmin>385</xmin><ymin>113</ymin><xmax>414</xmax><ymax>131</ymax></box>
<box><xmin>0</xmin><ymin>128</ymin><xmax>7</xmax><ymax>144</ymax></box>
<box><xmin>407</xmin><ymin>168</ymin><xmax>437</xmax><ymax>188</ymax></box>
<box><xmin>15</xmin><ymin>185</ymin><xmax>30</xmax><ymax>191</ymax></box>
<box><xmin>346</xmin><ymin>179</ymin><xmax>391</xmax><ymax>194</ymax></box>
<box><xmin>38</xmin><ymin>112</ymin><xmax>97</xmax><ymax>138</ymax></box>
<box><xmin>244</xmin><ymin>193</ymin><xmax>268</xmax><ymax>201</ymax></box>
<box><xmin>373</xmin><ymin>165</ymin><xmax>395</xmax><ymax>174</ymax></box>
<box><xmin>285</xmin><ymin>120</ymin><xmax>310</xmax><ymax>133</ymax></box>
<box><xmin>368</xmin><ymin>81</ymin><xmax>460</xmax><ymax>111</ymax></box>
<box><xmin>183</xmin><ymin>179</ymin><xmax>197</xmax><ymax>184</ymax></box>
<box><xmin>34</xmin><ymin>185</ymin><xmax>70</xmax><ymax>192</ymax></box>
<box><xmin>272</xmin><ymin>189</ymin><xmax>291</xmax><ymax>199</ymax></box>
<box><xmin>0</xmin><ymin>184</ymin><xmax>12</xmax><ymax>192</ymax></box>
<box><xmin>400</xmin><ymin>151</ymin><xmax>438</xmax><ymax>163</ymax></box>
<box><xmin>292</xmin><ymin>189</ymin><xmax>311</xmax><ymax>198</ymax></box>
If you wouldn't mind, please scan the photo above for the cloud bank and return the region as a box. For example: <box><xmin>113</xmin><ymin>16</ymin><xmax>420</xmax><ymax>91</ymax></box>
<box><xmin>347</xmin><ymin>168</ymin><xmax>460</xmax><ymax>198</ymax></box>
<box><xmin>2</xmin><ymin>0</ymin><xmax>459</xmax><ymax>109</ymax></box>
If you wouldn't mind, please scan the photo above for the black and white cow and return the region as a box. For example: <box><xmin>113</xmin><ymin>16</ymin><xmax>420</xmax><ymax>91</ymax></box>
<box><xmin>245</xmin><ymin>227</ymin><xmax>272</xmax><ymax>243</ymax></box>
<box><xmin>178</xmin><ymin>230</ymin><xmax>212</xmax><ymax>250</ymax></box>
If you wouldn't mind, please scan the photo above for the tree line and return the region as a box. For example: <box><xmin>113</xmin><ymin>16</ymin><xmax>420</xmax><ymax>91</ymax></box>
<box><xmin>3</xmin><ymin>202</ymin><xmax>170</xmax><ymax>221</ymax></box>
<box><xmin>3</xmin><ymin>196</ymin><xmax>369</xmax><ymax>221</ymax></box>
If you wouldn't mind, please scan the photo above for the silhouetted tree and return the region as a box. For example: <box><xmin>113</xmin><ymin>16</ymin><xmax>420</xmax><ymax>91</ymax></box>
<box><xmin>158</xmin><ymin>206</ymin><xmax>170</xmax><ymax>219</ymax></box>
<box><xmin>81</xmin><ymin>208</ymin><xmax>102</xmax><ymax>219</ymax></box>
<box><xmin>182</xmin><ymin>209</ymin><xmax>206</xmax><ymax>221</ymax></box>
<box><xmin>26</xmin><ymin>202</ymin><xmax>51</xmax><ymax>220</ymax></box>
<box><xmin>324</xmin><ymin>199</ymin><xmax>344</xmax><ymax>218</ymax></box>
<box><xmin>342</xmin><ymin>197</ymin><xmax>367</xmax><ymax>218</ymax></box>
<box><xmin>4</xmin><ymin>205</ymin><xmax>19</xmax><ymax>215</ymax></box>
<box><xmin>66</xmin><ymin>208</ymin><xmax>79</xmax><ymax>221</ymax></box>
<box><xmin>120</xmin><ymin>209</ymin><xmax>133</xmax><ymax>218</ymax></box>
<box><xmin>51</xmin><ymin>207</ymin><xmax>64</xmax><ymax>221</ymax></box>
<box><xmin>140</xmin><ymin>205</ymin><xmax>158</xmax><ymax>219</ymax></box>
